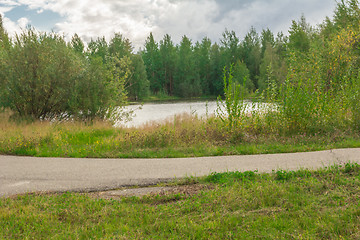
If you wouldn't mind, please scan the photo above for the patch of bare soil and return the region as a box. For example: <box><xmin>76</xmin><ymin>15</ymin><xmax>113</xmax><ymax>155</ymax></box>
<box><xmin>90</xmin><ymin>184</ymin><xmax>213</xmax><ymax>200</ymax></box>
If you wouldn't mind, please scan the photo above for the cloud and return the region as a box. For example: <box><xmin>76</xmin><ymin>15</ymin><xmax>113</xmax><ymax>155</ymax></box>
<box><xmin>1</xmin><ymin>0</ymin><xmax>337</xmax><ymax>50</ymax></box>
<box><xmin>0</xmin><ymin>6</ymin><xmax>14</xmax><ymax>14</ymax></box>
<box><xmin>0</xmin><ymin>0</ymin><xmax>19</xmax><ymax>6</ymax></box>
<box><xmin>17</xmin><ymin>16</ymin><xmax>29</xmax><ymax>28</ymax></box>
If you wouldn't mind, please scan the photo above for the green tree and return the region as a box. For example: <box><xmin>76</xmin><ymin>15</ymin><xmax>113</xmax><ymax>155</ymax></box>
<box><xmin>109</xmin><ymin>33</ymin><xmax>133</xmax><ymax>57</ymax></box>
<box><xmin>194</xmin><ymin>37</ymin><xmax>212</xmax><ymax>95</ymax></box>
<box><xmin>209</xmin><ymin>43</ymin><xmax>223</xmax><ymax>95</ymax></box>
<box><xmin>70</xmin><ymin>34</ymin><xmax>84</xmax><ymax>54</ymax></box>
<box><xmin>142</xmin><ymin>33</ymin><xmax>163</xmax><ymax>94</ymax></box>
<box><xmin>258</xmin><ymin>43</ymin><xmax>287</xmax><ymax>92</ymax></box>
<box><xmin>333</xmin><ymin>0</ymin><xmax>360</xmax><ymax>30</ymax></box>
<box><xmin>233</xmin><ymin>60</ymin><xmax>254</xmax><ymax>92</ymax></box>
<box><xmin>87</xmin><ymin>37</ymin><xmax>109</xmax><ymax>64</ymax></box>
<box><xmin>220</xmin><ymin>29</ymin><xmax>240</xmax><ymax>68</ymax></box>
<box><xmin>108</xmin><ymin>34</ymin><xmax>149</xmax><ymax>100</ymax></box>
<box><xmin>240</xmin><ymin>27</ymin><xmax>261</xmax><ymax>88</ymax></box>
<box><xmin>70</xmin><ymin>55</ymin><xmax>116</xmax><ymax>121</ymax></box>
<box><xmin>174</xmin><ymin>35</ymin><xmax>201</xmax><ymax>97</ymax></box>
<box><xmin>274</xmin><ymin>32</ymin><xmax>288</xmax><ymax>59</ymax></box>
<box><xmin>159</xmin><ymin>34</ymin><xmax>177</xmax><ymax>95</ymax></box>
<box><xmin>128</xmin><ymin>54</ymin><xmax>150</xmax><ymax>100</ymax></box>
<box><xmin>288</xmin><ymin>15</ymin><xmax>312</xmax><ymax>53</ymax></box>
<box><xmin>260</xmin><ymin>28</ymin><xmax>275</xmax><ymax>58</ymax></box>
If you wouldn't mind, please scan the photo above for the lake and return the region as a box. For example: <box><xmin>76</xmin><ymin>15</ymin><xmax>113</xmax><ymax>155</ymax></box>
<box><xmin>115</xmin><ymin>100</ymin><xmax>269</xmax><ymax>128</ymax></box>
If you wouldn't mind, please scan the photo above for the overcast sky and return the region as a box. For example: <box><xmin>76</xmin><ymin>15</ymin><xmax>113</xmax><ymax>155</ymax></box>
<box><xmin>0</xmin><ymin>0</ymin><xmax>337</xmax><ymax>50</ymax></box>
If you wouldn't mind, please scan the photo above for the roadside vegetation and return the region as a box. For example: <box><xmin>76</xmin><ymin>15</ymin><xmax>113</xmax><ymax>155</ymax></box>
<box><xmin>1</xmin><ymin>163</ymin><xmax>360</xmax><ymax>239</ymax></box>
<box><xmin>0</xmin><ymin>109</ymin><xmax>359</xmax><ymax>158</ymax></box>
<box><xmin>1</xmin><ymin>0</ymin><xmax>360</xmax><ymax>158</ymax></box>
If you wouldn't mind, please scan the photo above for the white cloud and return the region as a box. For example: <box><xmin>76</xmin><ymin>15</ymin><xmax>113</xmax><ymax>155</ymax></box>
<box><xmin>2</xmin><ymin>16</ymin><xmax>19</xmax><ymax>34</ymax></box>
<box><xmin>0</xmin><ymin>0</ymin><xmax>20</xmax><ymax>6</ymax></box>
<box><xmin>0</xmin><ymin>6</ymin><xmax>14</xmax><ymax>14</ymax></box>
<box><xmin>17</xmin><ymin>16</ymin><xmax>29</xmax><ymax>28</ymax></box>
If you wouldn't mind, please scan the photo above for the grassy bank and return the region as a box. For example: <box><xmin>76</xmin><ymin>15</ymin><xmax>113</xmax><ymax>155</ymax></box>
<box><xmin>1</xmin><ymin>163</ymin><xmax>360</xmax><ymax>239</ymax></box>
<box><xmin>0</xmin><ymin>109</ymin><xmax>360</xmax><ymax>158</ymax></box>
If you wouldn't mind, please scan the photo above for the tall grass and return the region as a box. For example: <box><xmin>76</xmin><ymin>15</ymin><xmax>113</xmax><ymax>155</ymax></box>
<box><xmin>0</xmin><ymin>104</ymin><xmax>359</xmax><ymax>158</ymax></box>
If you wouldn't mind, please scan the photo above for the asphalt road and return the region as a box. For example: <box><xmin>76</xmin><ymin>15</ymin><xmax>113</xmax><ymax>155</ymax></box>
<box><xmin>1</xmin><ymin>148</ymin><xmax>360</xmax><ymax>197</ymax></box>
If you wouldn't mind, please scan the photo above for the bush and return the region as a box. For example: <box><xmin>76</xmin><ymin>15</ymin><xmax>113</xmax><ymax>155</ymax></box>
<box><xmin>0</xmin><ymin>28</ymin><xmax>125</xmax><ymax>121</ymax></box>
<box><xmin>217</xmin><ymin>65</ymin><xmax>248</xmax><ymax>130</ymax></box>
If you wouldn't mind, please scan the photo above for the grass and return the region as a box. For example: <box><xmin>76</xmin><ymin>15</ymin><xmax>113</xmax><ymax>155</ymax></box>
<box><xmin>0</xmin><ymin>109</ymin><xmax>360</xmax><ymax>158</ymax></box>
<box><xmin>1</xmin><ymin>163</ymin><xmax>360</xmax><ymax>239</ymax></box>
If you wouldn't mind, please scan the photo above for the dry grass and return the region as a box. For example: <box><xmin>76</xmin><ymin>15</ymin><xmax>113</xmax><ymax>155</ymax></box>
<box><xmin>0</xmin><ymin>109</ymin><xmax>359</xmax><ymax>158</ymax></box>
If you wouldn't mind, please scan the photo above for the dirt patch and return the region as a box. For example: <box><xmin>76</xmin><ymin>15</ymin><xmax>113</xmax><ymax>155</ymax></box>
<box><xmin>90</xmin><ymin>184</ymin><xmax>213</xmax><ymax>200</ymax></box>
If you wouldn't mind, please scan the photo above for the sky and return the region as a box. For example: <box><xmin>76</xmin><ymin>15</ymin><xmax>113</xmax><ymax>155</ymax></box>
<box><xmin>0</xmin><ymin>0</ymin><xmax>337</xmax><ymax>50</ymax></box>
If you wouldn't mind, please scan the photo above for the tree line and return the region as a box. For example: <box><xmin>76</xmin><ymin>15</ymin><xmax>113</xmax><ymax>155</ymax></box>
<box><xmin>142</xmin><ymin>27</ymin><xmax>288</xmax><ymax>99</ymax></box>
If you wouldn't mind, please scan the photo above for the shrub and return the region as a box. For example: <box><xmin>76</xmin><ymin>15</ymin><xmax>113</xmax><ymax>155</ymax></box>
<box><xmin>0</xmin><ymin>28</ymin><xmax>126</xmax><ymax>121</ymax></box>
<box><xmin>217</xmin><ymin>65</ymin><xmax>248</xmax><ymax>130</ymax></box>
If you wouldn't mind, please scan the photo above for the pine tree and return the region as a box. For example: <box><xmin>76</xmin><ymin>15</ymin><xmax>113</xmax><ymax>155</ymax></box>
<box><xmin>142</xmin><ymin>33</ymin><xmax>163</xmax><ymax>94</ymax></box>
<box><xmin>109</xmin><ymin>33</ymin><xmax>133</xmax><ymax>58</ymax></box>
<box><xmin>128</xmin><ymin>54</ymin><xmax>150</xmax><ymax>100</ymax></box>
<box><xmin>194</xmin><ymin>37</ymin><xmax>212</xmax><ymax>95</ymax></box>
<box><xmin>240</xmin><ymin>27</ymin><xmax>261</xmax><ymax>88</ymax></box>
<box><xmin>159</xmin><ymin>34</ymin><xmax>177</xmax><ymax>95</ymax></box>
<box><xmin>87</xmin><ymin>37</ymin><xmax>109</xmax><ymax>64</ymax></box>
<box><xmin>220</xmin><ymin>29</ymin><xmax>240</xmax><ymax>67</ymax></box>
<box><xmin>288</xmin><ymin>15</ymin><xmax>312</xmax><ymax>53</ymax></box>
<box><xmin>70</xmin><ymin>34</ymin><xmax>84</xmax><ymax>54</ymax></box>
<box><xmin>209</xmin><ymin>43</ymin><xmax>223</xmax><ymax>96</ymax></box>
<box><xmin>174</xmin><ymin>35</ymin><xmax>201</xmax><ymax>97</ymax></box>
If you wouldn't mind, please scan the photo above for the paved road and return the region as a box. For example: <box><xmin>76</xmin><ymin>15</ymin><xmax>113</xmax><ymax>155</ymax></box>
<box><xmin>1</xmin><ymin>148</ymin><xmax>360</xmax><ymax>197</ymax></box>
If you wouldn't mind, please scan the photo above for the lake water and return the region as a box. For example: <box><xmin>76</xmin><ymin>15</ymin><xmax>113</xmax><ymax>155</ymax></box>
<box><xmin>115</xmin><ymin>100</ymin><xmax>268</xmax><ymax>128</ymax></box>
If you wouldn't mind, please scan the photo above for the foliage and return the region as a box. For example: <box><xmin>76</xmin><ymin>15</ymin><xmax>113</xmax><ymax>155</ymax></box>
<box><xmin>159</xmin><ymin>34</ymin><xmax>177</xmax><ymax>96</ymax></box>
<box><xmin>288</xmin><ymin>15</ymin><xmax>312</xmax><ymax>53</ymax></box>
<box><xmin>70</xmin><ymin>33</ymin><xmax>84</xmax><ymax>54</ymax></box>
<box><xmin>233</xmin><ymin>60</ymin><xmax>254</xmax><ymax>92</ymax></box>
<box><xmin>174</xmin><ymin>35</ymin><xmax>201</xmax><ymax>97</ymax></box>
<box><xmin>217</xmin><ymin>65</ymin><xmax>248</xmax><ymax>130</ymax></box>
<box><xmin>258</xmin><ymin>42</ymin><xmax>287</xmax><ymax>93</ymax></box>
<box><xmin>140</xmin><ymin>27</ymin><xmax>282</xmax><ymax>99</ymax></box>
<box><xmin>142</xmin><ymin>33</ymin><xmax>163</xmax><ymax>94</ymax></box>
<box><xmin>194</xmin><ymin>37</ymin><xmax>212</xmax><ymax>95</ymax></box>
<box><xmin>1</xmin><ymin>29</ymin><xmax>83</xmax><ymax>120</ymax></box>
<box><xmin>278</xmin><ymin>0</ymin><xmax>360</xmax><ymax>134</ymax></box>
<box><xmin>0</xmin><ymin>28</ymin><xmax>129</xmax><ymax>121</ymax></box>
<box><xmin>128</xmin><ymin>54</ymin><xmax>150</xmax><ymax>100</ymax></box>
<box><xmin>240</xmin><ymin>27</ymin><xmax>262</xmax><ymax>89</ymax></box>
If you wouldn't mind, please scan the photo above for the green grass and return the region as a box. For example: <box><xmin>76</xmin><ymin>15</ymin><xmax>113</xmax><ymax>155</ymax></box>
<box><xmin>1</xmin><ymin>163</ymin><xmax>360</xmax><ymax>239</ymax></box>
<box><xmin>1</xmin><ymin>110</ymin><xmax>360</xmax><ymax>158</ymax></box>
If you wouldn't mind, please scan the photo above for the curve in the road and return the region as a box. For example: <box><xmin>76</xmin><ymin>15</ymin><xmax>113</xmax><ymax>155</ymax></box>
<box><xmin>1</xmin><ymin>148</ymin><xmax>360</xmax><ymax>197</ymax></box>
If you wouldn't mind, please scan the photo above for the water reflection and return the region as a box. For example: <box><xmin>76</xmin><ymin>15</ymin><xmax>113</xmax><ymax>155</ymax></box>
<box><xmin>115</xmin><ymin>100</ymin><xmax>268</xmax><ymax>128</ymax></box>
